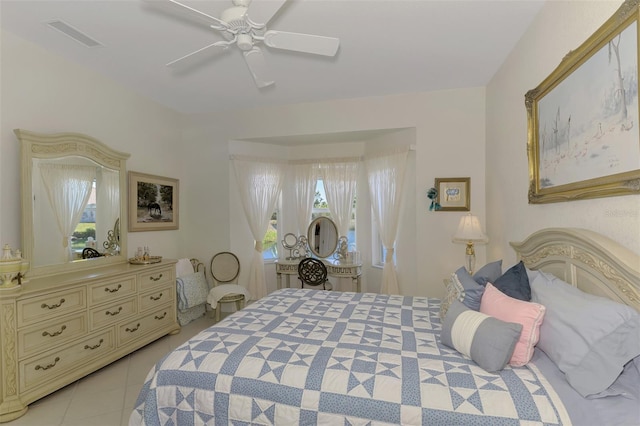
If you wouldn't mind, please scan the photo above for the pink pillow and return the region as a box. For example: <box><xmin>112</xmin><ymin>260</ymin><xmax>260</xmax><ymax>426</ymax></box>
<box><xmin>480</xmin><ymin>283</ymin><xmax>546</xmax><ymax>366</ymax></box>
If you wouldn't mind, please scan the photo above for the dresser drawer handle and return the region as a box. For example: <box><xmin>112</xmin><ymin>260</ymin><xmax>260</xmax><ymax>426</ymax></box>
<box><xmin>42</xmin><ymin>325</ymin><xmax>67</xmax><ymax>337</ymax></box>
<box><xmin>41</xmin><ymin>299</ymin><xmax>65</xmax><ymax>310</ymax></box>
<box><xmin>106</xmin><ymin>307</ymin><xmax>123</xmax><ymax>316</ymax></box>
<box><xmin>84</xmin><ymin>339</ymin><xmax>104</xmax><ymax>350</ymax></box>
<box><xmin>104</xmin><ymin>284</ymin><xmax>122</xmax><ymax>293</ymax></box>
<box><xmin>125</xmin><ymin>323</ymin><xmax>141</xmax><ymax>333</ymax></box>
<box><xmin>149</xmin><ymin>274</ymin><xmax>163</xmax><ymax>282</ymax></box>
<box><xmin>150</xmin><ymin>293</ymin><xmax>163</xmax><ymax>301</ymax></box>
<box><xmin>154</xmin><ymin>312</ymin><xmax>167</xmax><ymax>320</ymax></box>
<box><xmin>35</xmin><ymin>357</ymin><xmax>60</xmax><ymax>371</ymax></box>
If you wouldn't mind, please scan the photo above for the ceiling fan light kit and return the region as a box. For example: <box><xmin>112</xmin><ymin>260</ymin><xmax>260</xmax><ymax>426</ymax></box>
<box><xmin>154</xmin><ymin>0</ymin><xmax>340</xmax><ymax>88</ymax></box>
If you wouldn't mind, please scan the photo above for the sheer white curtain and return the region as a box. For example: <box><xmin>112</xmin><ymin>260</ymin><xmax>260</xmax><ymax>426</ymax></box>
<box><xmin>232</xmin><ymin>156</ymin><xmax>286</xmax><ymax>300</ymax></box>
<box><xmin>320</xmin><ymin>160</ymin><xmax>359</xmax><ymax>237</ymax></box>
<box><xmin>365</xmin><ymin>150</ymin><xmax>408</xmax><ymax>294</ymax></box>
<box><xmin>292</xmin><ymin>162</ymin><xmax>317</xmax><ymax>235</ymax></box>
<box><xmin>39</xmin><ymin>163</ymin><xmax>96</xmax><ymax>260</ymax></box>
<box><xmin>96</xmin><ymin>168</ymin><xmax>119</xmax><ymax>251</ymax></box>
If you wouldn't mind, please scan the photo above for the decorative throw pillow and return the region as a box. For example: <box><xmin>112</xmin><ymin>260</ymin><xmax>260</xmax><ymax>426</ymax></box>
<box><xmin>492</xmin><ymin>261</ymin><xmax>531</xmax><ymax>301</ymax></box>
<box><xmin>480</xmin><ymin>283</ymin><xmax>546</xmax><ymax>366</ymax></box>
<box><xmin>451</xmin><ymin>267</ymin><xmax>486</xmax><ymax>311</ymax></box>
<box><xmin>473</xmin><ymin>260</ymin><xmax>502</xmax><ymax>286</ymax></box>
<box><xmin>439</xmin><ymin>277</ymin><xmax>459</xmax><ymax>321</ymax></box>
<box><xmin>441</xmin><ymin>300</ymin><xmax>523</xmax><ymax>373</ymax></box>
<box><xmin>531</xmin><ymin>271</ymin><xmax>640</xmax><ymax>397</ymax></box>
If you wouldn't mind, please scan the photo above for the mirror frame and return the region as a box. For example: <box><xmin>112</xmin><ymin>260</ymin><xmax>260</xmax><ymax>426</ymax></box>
<box><xmin>282</xmin><ymin>233</ymin><xmax>298</xmax><ymax>249</ymax></box>
<box><xmin>16</xmin><ymin>129</ymin><xmax>130</xmax><ymax>278</ymax></box>
<box><xmin>307</xmin><ymin>217</ymin><xmax>338</xmax><ymax>259</ymax></box>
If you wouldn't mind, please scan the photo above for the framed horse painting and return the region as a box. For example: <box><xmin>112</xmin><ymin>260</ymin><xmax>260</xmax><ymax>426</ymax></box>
<box><xmin>434</xmin><ymin>177</ymin><xmax>470</xmax><ymax>211</ymax></box>
<box><xmin>128</xmin><ymin>171</ymin><xmax>179</xmax><ymax>231</ymax></box>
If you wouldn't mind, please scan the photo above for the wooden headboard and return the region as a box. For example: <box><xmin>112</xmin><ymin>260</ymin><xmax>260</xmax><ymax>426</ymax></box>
<box><xmin>510</xmin><ymin>228</ymin><xmax>640</xmax><ymax>312</ymax></box>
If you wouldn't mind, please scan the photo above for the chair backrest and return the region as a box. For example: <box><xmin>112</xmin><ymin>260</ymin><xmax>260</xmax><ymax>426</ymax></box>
<box><xmin>210</xmin><ymin>252</ymin><xmax>240</xmax><ymax>286</ymax></box>
<box><xmin>190</xmin><ymin>258</ymin><xmax>205</xmax><ymax>275</ymax></box>
<box><xmin>82</xmin><ymin>247</ymin><xmax>102</xmax><ymax>259</ymax></box>
<box><xmin>298</xmin><ymin>258</ymin><xmax>328</xmax><ymax>287</ymax></box>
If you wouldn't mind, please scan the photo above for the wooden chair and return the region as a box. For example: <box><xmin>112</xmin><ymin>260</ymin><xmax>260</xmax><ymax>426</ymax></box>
<box><xmin>298</xmin><ymin>258</ymin><xmax>332</xmax><ymax>290</ymax></box>
<box><xmin>82</xmin><ymin>247</ymin><xmax>102</xmax><ymax>259</ymax></box>
<box><xmin>209</xmin><ymin>252</ymin><xmax>245</xmax><ymax>322</ymax></box>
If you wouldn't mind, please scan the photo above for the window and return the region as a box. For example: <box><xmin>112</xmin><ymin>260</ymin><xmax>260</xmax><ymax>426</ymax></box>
<box><xmin>372</xmin><ymin>212</ymin><xmax>395</xmax><ymax>267</ymax></box>
<box><xmin>264</xmin><ymin>179</ymin><xmax>357</xmax><ymax>262</ymax></box>
<box><xmin>72</xmin><ymin>180</ymin><xmax>96</xmax><ymax>250</ymax></box>
<box><xmin>313</xmin><ymin>180</ymin><xmax>356</xmax><ymax>248</ymax></box>
<box><xmin>262</xmin><ymin>206</ymin><xmax>279</xmax><ymax>261</ymax></box>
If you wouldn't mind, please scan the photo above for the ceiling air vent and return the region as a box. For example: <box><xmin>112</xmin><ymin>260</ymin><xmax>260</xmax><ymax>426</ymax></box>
<box><xmin>45</xmin><ymin>20</ymin><xmax>103</xmax><ymax>48</ymax></box>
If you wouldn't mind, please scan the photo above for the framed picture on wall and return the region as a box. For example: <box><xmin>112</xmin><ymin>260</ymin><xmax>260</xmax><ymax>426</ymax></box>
<box><xmin>434</xmin><ymin>177</ymin><xmax>470</xmax><ymax>211</ymax></box>
<box><xmin>525</xmin><ymin>0</ymin><xmax>640</xmax><ymax>203</ymax></box>
<box><xmin>128</xmin><ymin>171</ymin><xmax>179</xmax><ymax>231</ymax></box>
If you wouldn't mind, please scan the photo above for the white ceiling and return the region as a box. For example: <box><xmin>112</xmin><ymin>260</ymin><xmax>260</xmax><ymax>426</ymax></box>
<box><xmin>1</xmin><ymin>0</ymin><xmax>544</xmax><ymax>115</ymax></box>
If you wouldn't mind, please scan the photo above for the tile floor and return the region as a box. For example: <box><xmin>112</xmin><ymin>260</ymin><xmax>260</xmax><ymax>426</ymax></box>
<box><xmin>8</xmin><ymin>314</ymin><xmax>218</xmax><ymax>426</ymax></box>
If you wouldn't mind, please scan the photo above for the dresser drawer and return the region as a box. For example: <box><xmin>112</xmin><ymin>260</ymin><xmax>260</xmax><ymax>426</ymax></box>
<box><xmin>88</xmin><ymin>277</ymin><xmax>136</xmax><ymax>306</ymax></box>
<box><xmin>138</xmin><ymin>266</ymin><xmax>173</xmax><ymax>291</ymax></box>
<box><xmin>19</xmin><ymin>330</ymin><xmax>115</xmax><ymax>393</ymax></box>
<box><xmin>89</xmin><ymin>298</ymin><xmax>137</xmax><ymax>330</ymax></box>
<box><xmin>117</xmin><ymin>305</ymin><xmax>174</xmax><ymax>346</ymax></box>
<box><xmin>18</xmin><ymin>312</ymin><xmax>88</xmax><ymax>358</ymax></box>
<box><xmin>139</xmin><ymin>285</ymin><xmax>174</xmax><ymax>312</ymax></box>
<box><xmin>18</xmin><ymin>288</ymin><xmax>86</xmax><ymax>326</ymax></box>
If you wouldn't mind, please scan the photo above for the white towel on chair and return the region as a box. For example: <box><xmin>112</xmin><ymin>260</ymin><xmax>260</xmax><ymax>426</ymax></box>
<box><xmin>176</xmin><ymin>258</ymin><xmax>194</xmax><ymax>278</ymax></box>
<box><xmin>207</xmin><ymin>284</ymin><xmax>251</xmax><ymax>307</ymax></box>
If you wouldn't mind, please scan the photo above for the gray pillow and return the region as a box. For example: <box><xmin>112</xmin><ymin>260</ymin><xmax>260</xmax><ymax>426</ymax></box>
<box><xmin>473</xmin><ymin>259</ymin><xmax>502</xmax><ymax>286</ymax></box>
<box><xmin>532</xmin><ymin>271</ymin><xmax>640</xmax><ymax>397</ymax></box>
<box><xmin>441</xmin><ymin>300</ymin><xmax>523</xmax><ymax>373</ymax></box>
<box><xmin>587</xmin><ymin>356</ymin><xmax>640</xmax><ymax>400</ymax></box>
<box><xmin>493</xmin><ymin>261</ymin><xmax>531</xmax><ymax>301</ymax></box>
<box><xmin>452</xmin><ymin>267</ymin><xmax>485</xmax><ymax>311</ymax></box>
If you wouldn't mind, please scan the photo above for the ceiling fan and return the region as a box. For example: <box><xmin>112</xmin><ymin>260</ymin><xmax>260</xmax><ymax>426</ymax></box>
<box><xmin>155</xmin><ymin>0</ymin><xmax>340</xmax><ymax>88</ymax></box>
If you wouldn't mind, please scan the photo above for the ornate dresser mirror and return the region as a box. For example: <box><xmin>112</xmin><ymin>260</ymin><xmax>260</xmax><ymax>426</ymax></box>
<box><xmin>307</xmin><ymin>217</ymin><xmax>338</xmax><ymax>258</ymax></box>
<box><xmin>16</xmin><ymin>129</ymin><xmax>130</xmax><ymax>278</ymax></box>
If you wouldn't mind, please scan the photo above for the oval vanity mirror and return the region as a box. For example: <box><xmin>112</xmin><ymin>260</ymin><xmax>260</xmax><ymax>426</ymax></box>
<box><xmin>307</xmin><ymin>217</ymin><xmax>338</xmax><ymax>259</ymax></box>
<box><xmin>16</xmin><ymin>129</ymin><xmax>130</xmax><ymax>278</ymax></box>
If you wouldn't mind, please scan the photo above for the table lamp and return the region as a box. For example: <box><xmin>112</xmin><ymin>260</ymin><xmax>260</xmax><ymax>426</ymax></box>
<box><xmin>452</xmin><ymin>213</ymin><xmax>488</xmax><ymax>274</ymax></box>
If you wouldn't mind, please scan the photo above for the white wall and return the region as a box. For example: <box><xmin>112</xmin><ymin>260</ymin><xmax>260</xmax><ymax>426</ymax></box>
<box><xmin>486</xmin><ymin>0</ymin><xmax>640</xmax><ymax>266</ymax></box>
<box><xmin>183</xmin><ymin>87</ymin><xmax>487</xmax><ymax>298</ymax></box>
<box><xmin>0</xmin><ymin>30</ymin><xmax>186</xmax><ymax>260</ymax></box>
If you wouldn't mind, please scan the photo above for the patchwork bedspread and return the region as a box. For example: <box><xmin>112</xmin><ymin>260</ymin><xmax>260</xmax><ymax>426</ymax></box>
<box><xmin>130</xmin><ymin>288</ymin><xmax>570</xmax><ymax>425</ymax></box>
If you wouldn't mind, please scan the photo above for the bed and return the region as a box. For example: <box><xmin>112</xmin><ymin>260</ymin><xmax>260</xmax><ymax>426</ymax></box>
<box><xmin>130</xmin><ymin>228</ymin><xmax>640</xmax><ymax>425</ymax></box>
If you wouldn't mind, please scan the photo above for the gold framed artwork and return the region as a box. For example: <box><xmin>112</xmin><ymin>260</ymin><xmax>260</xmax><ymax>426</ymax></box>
<box><xmin>525</xmin><ymin>0</ymin><xmax>640</xmax><ymax>204</ymax></box>
<box><xmin>435</xmin><ymin>177</ymin><xmax>470</xmax><ymax>211</ymax></box>
<box><xmin>128</xmin><ymin>171</ymin><xmax>179</xmax><ymax>231</ymax></box>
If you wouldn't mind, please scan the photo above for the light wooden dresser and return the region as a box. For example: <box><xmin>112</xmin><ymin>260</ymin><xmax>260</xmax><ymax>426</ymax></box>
<box><xmin>0</xmin><ymin>260</ymin><xmax>180</xmax><ymax>422</ymax></box>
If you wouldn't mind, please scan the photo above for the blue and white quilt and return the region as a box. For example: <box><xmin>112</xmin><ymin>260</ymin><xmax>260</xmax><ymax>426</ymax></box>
<box><xmin>130</xmin><ymin>288</ymin><xmax>571</xmax><ymax>425</ymax></box>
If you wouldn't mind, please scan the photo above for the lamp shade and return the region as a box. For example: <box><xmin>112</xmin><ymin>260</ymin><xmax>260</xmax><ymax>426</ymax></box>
<box><xmin>452</xmin><ymin>213</ymin><xmax>488</xmax><ymax>243</ymax></box>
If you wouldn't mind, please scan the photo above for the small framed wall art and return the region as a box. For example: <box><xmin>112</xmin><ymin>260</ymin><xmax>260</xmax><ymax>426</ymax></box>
<box><xmin>434</xmin><ymin>177</ymin><xmax>470</xmax><ymax>211</ymax></box>
<box><xmin>128</xmin><ymin>171</ymin><xmax>179</xmax><ymax>231</ymax></box>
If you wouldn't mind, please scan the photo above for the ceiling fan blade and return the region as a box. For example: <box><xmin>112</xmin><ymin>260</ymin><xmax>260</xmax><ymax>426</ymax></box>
<box><xmin>243</xmin><ymin>47</ymin><xmax>274</xmax><ymax>88</ymax></box>
<box><xmin>245</xmin><ymin>0</ymin><xmax>288</xmax><ymax>26</ymax></box>
<box><xmin>167</xmin><ymin>41</ymin><xmax>230</xmax><ymax>67</ymax></box>
<box><xmin>264</xmin><ymin>30</ymin><xmax>339</xmax><ymax>56</ymax></box>
<box><xmin>152</xmin><ymin>0</ymin><xmax>228</xmax><ymax>29</ymax></box>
